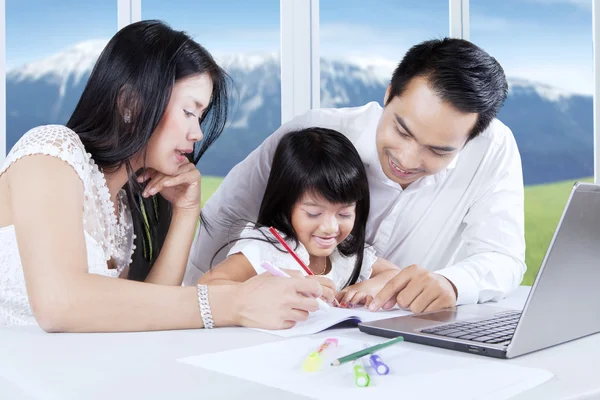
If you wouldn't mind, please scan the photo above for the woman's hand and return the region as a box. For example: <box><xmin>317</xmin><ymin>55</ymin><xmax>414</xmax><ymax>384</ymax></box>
<box><xmin>282</xmin><ymin>269</ymin><xmax>337</xmax><ymax>304</ymax></box>
<box><xmin>335</xmin><ymin>269</ymin><xmax>400</xmax><ymax>308</ymax></box>
<box><xmin>230</xmin><ymin>273</ymin><xmax>323</xmax><ymax>330</ymax></box>
<box><xmin>139</xmin><ymin>162</ymin><xmax>201</xmax><ymax>213</ymax></box>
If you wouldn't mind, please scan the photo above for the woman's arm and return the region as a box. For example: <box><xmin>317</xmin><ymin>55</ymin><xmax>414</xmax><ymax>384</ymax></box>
<box><xmin>139</xmin><ymin>164</ymin><xmax>202</xmax><ymax>286</ymax></box>
<box><xmin>144</xmin><ymin>207</ymin><xmax>199</xmax><ymax>285</ymax></box>
<box><xmin>8</xmin><ymin>156</ymin><xmax>320</xmax><ymax>332</ymax></box>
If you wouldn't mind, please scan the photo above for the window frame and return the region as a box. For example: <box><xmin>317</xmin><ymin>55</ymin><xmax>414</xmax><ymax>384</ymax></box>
<box><xmin>0</xmin><ymin>0</ymin><xmax>597</xmax><ymax>187</ymax></box>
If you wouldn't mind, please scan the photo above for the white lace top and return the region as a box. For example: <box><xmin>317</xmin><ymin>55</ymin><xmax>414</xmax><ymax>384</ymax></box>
<box><xmin>0</xmin><ymin>125</ymin><xmax>135</xmax><ymax>326</ymax></box>
<box><xmin>228</xmin><ymin>224</ymin><xmax>377</xmax><ymax>291</ymax></box>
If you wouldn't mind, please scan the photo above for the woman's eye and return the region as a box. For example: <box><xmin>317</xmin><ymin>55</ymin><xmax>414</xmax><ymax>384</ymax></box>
<box><xmin>184</xmin><ymin>110</ymin><xmax>196</xmax><ymax>118</ymax></box>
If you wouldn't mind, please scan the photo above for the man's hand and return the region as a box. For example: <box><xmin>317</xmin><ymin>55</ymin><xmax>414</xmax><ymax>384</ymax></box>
<box><xmin>368</xmin><ymin>264</ymin><xmax>458</xmax><ymax>313</ymax></box>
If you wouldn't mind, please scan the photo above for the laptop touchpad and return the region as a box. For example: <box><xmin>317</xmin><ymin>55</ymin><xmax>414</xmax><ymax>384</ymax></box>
<box><xmin>413</xmin><ymin>310</ymin><xmax>459</xmax><ymax>323</ymax></box>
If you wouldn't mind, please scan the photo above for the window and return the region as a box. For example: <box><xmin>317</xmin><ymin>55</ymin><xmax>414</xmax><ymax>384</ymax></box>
<box><xmin>143</xmin><ymin>0</ymin><xmax>281</xmax><ymax>205</ymax></box>
<box><xmin>470</xmin><ymin>0</ymin><xmax>593</xmax><ymax>284</ymax></box>
<box><xmin>5</xmin><ymin>0</ymin><xmax>117</xmax><ymax>153</ymax></box>
<box><xmin>320</xmin><ymin>0</ymin><xmax>449</xmax><ymax>108</ymax></box>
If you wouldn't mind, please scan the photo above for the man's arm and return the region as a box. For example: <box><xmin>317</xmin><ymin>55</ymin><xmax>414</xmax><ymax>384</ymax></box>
<box><xmin>369</xmin><ymin>125</ymin><xmax>526</xmax><ymax>312</ymax></box>
<box><xmin>183</xmin><ymin>114</ymin><xmax>313</xmax><ymax>285</ymax></box>
<box><xmin>436</xmin><ymin>131</ymin><xmax>527</xmax><ymax>305</ymax></box>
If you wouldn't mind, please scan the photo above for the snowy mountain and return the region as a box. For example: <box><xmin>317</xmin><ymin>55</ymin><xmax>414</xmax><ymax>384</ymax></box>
<box><xmin>6</xmin><ymin>40</ymin><xmax>593</xmax><ymax>184</ymax></box>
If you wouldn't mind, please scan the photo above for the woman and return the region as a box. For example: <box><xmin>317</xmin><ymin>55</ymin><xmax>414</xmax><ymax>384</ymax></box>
<box><xmin>0</xmin><ymin>20</ymin><xmax>323</xmax><ymax>332</ymax></box>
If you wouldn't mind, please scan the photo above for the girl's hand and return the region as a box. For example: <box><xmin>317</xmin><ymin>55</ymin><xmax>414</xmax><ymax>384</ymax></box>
<box><xmin>139</xmin><ymin>162</ymin><xmax>201</xmax><ymax>213</ymax></box>
<box><xmin>307</xmin><ymin>275</ymin><xmax>337</xmax><ymax>304</ymax></box>
<box><xmin>335</xmin><ymin>269</ymin><xmax>399</xmax><ymax>308</ymax></box>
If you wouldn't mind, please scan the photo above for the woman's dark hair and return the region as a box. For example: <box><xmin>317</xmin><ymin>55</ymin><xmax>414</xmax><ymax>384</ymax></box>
<box><xmin>387</xmin><ymin>38</ymin><xmax>508</xmax><ymax>140</ymax></box>
<box><xmin>67</xmin><ymin>20</ymin><xmax>229</xmax><ymax>281</ymax></box>
<box><xmin>256</xmin><ymin>127</ymin><xmax>370</xmax><ymax>288</ymax></box>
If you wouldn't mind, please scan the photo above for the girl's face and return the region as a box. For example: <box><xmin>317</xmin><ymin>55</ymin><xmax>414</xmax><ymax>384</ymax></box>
<box><xmin>145</xmin><ymin>73</ymin><xmax>213</xmax><ymax>175</ymax></box>
<box><xmin>290</xmin><ymin>191</ymin><xmax>357</xmax><ymax>257</ymax></box>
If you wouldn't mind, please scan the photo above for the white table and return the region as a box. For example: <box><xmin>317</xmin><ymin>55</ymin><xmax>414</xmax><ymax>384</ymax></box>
<box><xmin>0</xmin><ymin>286</ymin><xmax>598</xmax><ymax>400</ymax></box>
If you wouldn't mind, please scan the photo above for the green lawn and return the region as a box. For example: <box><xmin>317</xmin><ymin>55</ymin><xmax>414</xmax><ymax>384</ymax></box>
<box><xmin>522</xmin><ymin>177</ymin><xmax>593</xmax><ymax>284</ymax></box>
<box><xmin>201</xmin><ymin>176</ymin><xmax>225</xmax><ymax>207</ymax></box>
<box><xmin>201</xmin><ymin>175</ymin><xmax>594</xmax><ymax>285</ymax></box>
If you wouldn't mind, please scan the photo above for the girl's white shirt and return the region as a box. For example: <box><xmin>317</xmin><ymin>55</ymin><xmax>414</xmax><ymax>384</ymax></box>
<box><xmin>227</xmin><ymin>223</ymin><xmax>376</xmax><ymax>291</ymax></box>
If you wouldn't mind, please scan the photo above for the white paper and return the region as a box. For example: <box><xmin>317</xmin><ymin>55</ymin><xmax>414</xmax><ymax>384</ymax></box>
<box><xmin>178</xmin><ymin>337</ymin><xmax>553</xmax><ymax>400</ymax></box>
<box><xmin>253</xmin><ymin>306</ymin><xmax>413</xmax><ymax>337</ymax></box>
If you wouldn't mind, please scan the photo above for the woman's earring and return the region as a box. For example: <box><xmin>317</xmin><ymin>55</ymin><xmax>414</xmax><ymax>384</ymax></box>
<box><xmin>124</xmin><ymin>109</ymin><xmax>132</xmax><ymax>124</ymax></box>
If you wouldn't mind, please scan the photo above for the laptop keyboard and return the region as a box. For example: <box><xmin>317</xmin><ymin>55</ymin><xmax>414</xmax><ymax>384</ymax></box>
<box><xmin>421</xmin><ymin>310</ymin><xmax>521</xmax><ymax>345</ymax></box>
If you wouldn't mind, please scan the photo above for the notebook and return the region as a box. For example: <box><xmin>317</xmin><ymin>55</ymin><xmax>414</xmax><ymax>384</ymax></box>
<box><xmin>253</xmin><ymin>306</ymin><xmax>413</xmax><ymax>337</ymax></box>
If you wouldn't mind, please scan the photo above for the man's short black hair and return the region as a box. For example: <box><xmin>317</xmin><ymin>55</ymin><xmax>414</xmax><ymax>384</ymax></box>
<box><xmin>387</xmin><ymin>38</ymin><xmax>508</xmax><ymax>139</ymax></box>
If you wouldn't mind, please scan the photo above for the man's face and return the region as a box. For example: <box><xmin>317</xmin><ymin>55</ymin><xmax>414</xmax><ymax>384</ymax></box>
<box><xmin>375</xmin><ymin>77</ymin><xmax>478</xmax><ymax>189</ymax></box>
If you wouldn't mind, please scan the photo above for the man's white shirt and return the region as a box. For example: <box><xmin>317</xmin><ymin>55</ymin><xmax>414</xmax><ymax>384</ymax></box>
<box><xmin>184</xmin><ymin>102</ymin><xmax>526</xmax><ymax>305</ymax></box>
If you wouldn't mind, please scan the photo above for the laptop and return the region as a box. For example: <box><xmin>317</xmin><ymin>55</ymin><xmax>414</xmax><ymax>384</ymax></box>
<box><xmin>359</xmin><ymin>181</ymin><xmax>600</xmax><ymax>359</ymax></box>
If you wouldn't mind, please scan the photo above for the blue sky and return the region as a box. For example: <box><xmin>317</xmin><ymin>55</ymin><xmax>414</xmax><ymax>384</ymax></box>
<box><xmin>5</xmin><ymin>0</ymin><xmax>593</xmax><ymax>94</ymax></box>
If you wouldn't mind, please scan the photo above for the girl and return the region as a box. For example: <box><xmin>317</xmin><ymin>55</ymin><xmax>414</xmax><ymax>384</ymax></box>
<box><xmin>0</xmin><ymin>20</ymin><xmax>322</xmax><ymax>331</ymax></box>
<box><xmin>199</xmin><ymin>127</ymin><xmax>399</xmax><ymax>306</ymax></box>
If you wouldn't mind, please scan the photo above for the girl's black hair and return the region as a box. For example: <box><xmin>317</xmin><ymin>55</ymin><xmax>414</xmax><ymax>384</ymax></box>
<box><xmin>67</xmin><ymin>20</ymin><xmax>230</xmax><ymax>281</ymax></box>
<box><xmin>211</xmin><ymin>127</ymin><xmax>370</xmax><ymax>288</ymax></box>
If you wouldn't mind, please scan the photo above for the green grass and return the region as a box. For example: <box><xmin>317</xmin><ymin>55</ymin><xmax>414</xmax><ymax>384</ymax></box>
<box><xmin>201</xmin><ymin>176</ymin><xmax>225</xmax><ymax>207</ymax></box>
<box><xmin>200</xmin><ymin>175</ymin><xmax>594</xmax><ymax>285</ymax></box>
<box><xmin>522</xmin><ymin>177</ymin><xmax>593</xmax><ymax>285</ymax></box>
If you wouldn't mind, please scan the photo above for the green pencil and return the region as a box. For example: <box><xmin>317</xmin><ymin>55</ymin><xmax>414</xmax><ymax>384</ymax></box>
<box><xmin>331</xmin><ymin>336</ymin><xmax>404</xmax><ymax>366</ymax></box>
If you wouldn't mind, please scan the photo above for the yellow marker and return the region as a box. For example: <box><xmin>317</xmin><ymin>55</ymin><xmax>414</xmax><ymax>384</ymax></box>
<box><xmin>302</xmin><ymin>338</ymin><xmax>338</xmax><ymax>372</ymax></box>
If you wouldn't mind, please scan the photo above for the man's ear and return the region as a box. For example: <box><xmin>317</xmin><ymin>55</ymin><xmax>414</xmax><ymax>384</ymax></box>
<box><xmin>383</xmin><ymin>84</ymin><xmax>392</xmax><ymax>105</ymax></box>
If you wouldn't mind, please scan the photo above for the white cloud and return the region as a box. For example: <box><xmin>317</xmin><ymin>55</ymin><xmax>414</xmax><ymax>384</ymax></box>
<box><xmin>506</xmin><ymin>63</ymin><xmax>593</xmax><ymax>95</ymax></box>
<box><xmin>319</xmin><ymin>22</ymin><xmax>418</xmax><ymax>61</ymax></box>
<box><xmin>188</xmin><ymin>27</ymin><xmax>281</xmax><ymax>53</ymax></box>
<box><xmin>319</xmin><ymin>20</ymin><xmax>593</xmax><ymax>95</ymax></box>
<box><xmin>470</xmin><ymin>12</ymin><xmax>553</xmax><ymax>34</ymax></box>
<box><xmin>320</xmin><ymin>22</ymin><xmax>383</xmax><ymax>42</ymax></box>
<box><xmin>470</xmin><ymin>14</ymin><xmax>511</xmax><ymax>33</ymax></box>
<box><xmin>525</xmin><ymin>0</ymin><xmax>592</xmax><ymax>10</ymax></box>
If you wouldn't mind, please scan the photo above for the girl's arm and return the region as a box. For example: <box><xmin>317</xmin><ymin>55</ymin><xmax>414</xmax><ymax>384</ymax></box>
<box><xmin>8</xmin><ymin>155</ymin><xmax>320</xmax><ymax>332</ymax></box>
<box><xmin>198</xmin><ymin>253</ymin><xmax>258</xmax><ymax>285</ymax></box>
<box><xmin>199</xmin><ymin>253</ymin><xmax>338</xmax><ymax>304</ymax></box>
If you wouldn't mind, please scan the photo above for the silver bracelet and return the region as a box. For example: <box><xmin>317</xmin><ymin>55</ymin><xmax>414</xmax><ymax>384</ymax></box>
<box><xmin>196</xmin><ymin>284</ymin><xmax>214</xmax><ymax>329</ymax></box>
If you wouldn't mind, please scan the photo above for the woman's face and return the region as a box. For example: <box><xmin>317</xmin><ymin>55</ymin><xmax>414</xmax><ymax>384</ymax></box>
<box><xmin>145</xmin><ymin>73</ymin><xmax>213</xmax><ymax>175</ymax></box>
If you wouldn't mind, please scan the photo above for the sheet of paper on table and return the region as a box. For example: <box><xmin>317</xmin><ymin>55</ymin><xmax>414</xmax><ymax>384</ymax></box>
<box><xmin>178</xmin><ymin>336</ymin><xmax>554</xmax><ymax>400</ymax></box>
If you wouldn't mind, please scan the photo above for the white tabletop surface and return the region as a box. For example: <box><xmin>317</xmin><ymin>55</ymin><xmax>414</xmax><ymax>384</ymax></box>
<box><xmin>0</xmin><ymin>286</ymin><xmax>599</xmax><ymax>400</ymax></box>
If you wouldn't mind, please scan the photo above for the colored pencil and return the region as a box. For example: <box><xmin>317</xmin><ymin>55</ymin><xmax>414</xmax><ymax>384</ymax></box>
<box><xmin>331</xmin><ymin>336</ymin><xmax>404</xmax><ymax>366</ymax></box>
<box><xmin>268</xmin><ymin>226</ymin><xmax>341</xmax><ymax>307</ymax></box>
<box><xmin>269</xmin><ymin>226</ymin><xmax>313</xmax><ymax>275</ymax></box>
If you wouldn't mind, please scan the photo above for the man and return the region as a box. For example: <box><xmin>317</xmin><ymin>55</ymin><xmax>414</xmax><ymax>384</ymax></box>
<box><xmin>184</xmin><ymin>38</ymin><xmax>526</xmax><ymax>314</ymax></box>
